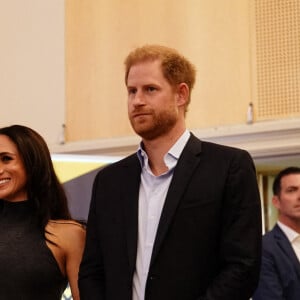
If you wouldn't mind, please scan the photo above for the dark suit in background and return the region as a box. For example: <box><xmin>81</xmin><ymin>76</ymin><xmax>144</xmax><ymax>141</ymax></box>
<box><xmin>253</xmin><ymin>224</ymin><xmax>300</xmax><ymax>300</ymax></box>
<box><xmin>79</xmin><ymin>135</ymin><xmax>262</xmax><ymax>300</ymax></box>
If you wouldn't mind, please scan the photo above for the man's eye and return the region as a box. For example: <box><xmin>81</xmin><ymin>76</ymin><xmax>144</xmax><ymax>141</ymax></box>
<box><xmin>128</xmin><ymin>88</ymin><xmax>137</xmax><ymax>95</ymax></box>
<box><xmin>147</xmin><ymin>86</ymin><xmax>156</xmax><ymax>92</ymax></box>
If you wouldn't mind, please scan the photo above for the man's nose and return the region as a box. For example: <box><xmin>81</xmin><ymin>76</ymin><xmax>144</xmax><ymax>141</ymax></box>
<box><xmin>132</xmin><ymin>90</ymin><xmax>145</xmax><ymax>106</ymax></box>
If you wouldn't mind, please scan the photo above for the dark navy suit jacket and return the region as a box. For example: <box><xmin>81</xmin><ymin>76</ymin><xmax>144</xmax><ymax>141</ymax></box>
<box><xmin>253</xmin><ymin>224</ymin><xmax>300</xmax><ymax>300</ymax></box>
<box><xmin>79</xmin><ymin>134</ymin><xmax>262</xmax><ymax>300</ymax></box>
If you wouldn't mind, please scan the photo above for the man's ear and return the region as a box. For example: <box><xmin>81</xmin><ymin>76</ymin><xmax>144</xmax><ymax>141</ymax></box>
<box><xmin>176</xmin><ymin>83</ymin><xmax>189</xmax><ymax>107</ymax></box>
<box><xmin>272</xmin><ymin>195</ymin><xmax>280</xmax><ymax>209</ymax></box>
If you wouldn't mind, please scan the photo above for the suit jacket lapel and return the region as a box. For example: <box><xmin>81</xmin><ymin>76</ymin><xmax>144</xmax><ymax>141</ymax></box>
<box><xmin>274</xmin><ymin>224</ymin><xmax>300</xmax><ymax>276</ymax></box>
<box><xmin>122</xmin><ymin>155</ymin><xmax>141</xmax><ymax>274</ymax></box>
<box><xmin>150</xmin><ymin>134</ymin><xmax>202</xmax><ymax>265</ymax></box>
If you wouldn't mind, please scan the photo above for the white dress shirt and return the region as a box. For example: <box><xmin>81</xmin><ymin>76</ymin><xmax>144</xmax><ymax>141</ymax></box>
<box><xmin>132</xmin><ymin>130</ymin><xmax>190</xmax><ymax>300</ymax></box>
<box><xmin>277</xmin><ymin>221</ymin><xmax>300</xmax><ymax>262</ymax></box>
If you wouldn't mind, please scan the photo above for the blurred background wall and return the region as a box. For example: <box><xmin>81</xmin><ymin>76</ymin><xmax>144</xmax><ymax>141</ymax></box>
<box><xmin>0</xmin><ymin>0</ymin><xmax>65</xmax><ymax>144</ymax></box>
<box><xmin>1</xmin><ymin>0</ymin><xmax>300</xmax><ymax>233</ymax></box>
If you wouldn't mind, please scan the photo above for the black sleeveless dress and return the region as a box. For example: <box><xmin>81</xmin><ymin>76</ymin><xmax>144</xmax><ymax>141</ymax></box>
<box><xmin>0</xmin><ymin>199</ymin><xmax>68</xmax><ymax>300</ymax></box>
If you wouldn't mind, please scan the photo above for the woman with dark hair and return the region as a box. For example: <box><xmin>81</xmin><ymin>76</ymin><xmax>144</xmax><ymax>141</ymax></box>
<box><xmin>0</xmin><ymin>124</ymin><xmax>86</xmax><ymax>300</ymax></box>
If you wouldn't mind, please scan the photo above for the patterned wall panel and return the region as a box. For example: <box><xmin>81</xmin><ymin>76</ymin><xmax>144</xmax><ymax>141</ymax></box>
<box><xmin>253</xmin><ymin>0</ymin><xmax>300</xmax><ymax>120</ymax></box>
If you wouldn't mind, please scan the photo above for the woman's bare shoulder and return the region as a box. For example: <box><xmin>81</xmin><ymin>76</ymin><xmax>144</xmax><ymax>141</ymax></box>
<box><xmin>48</xmin><ymin>219</ymin><xmax>86</xmax><ymax>229</ymax></box>
<box><xmin>47</xmin><ymin>219</ymin><xmax>86</xmax><ymax>243</ymax></box>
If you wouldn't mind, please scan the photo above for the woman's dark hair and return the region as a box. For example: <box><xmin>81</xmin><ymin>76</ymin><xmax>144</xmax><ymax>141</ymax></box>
<box><xmin>0</xmin><ymin>124</ymin><xmax>71</xmax><ymax>229</ymax></box>
<box><xmin>273</xmin><ymin>166</ymin><xmax>300</xmax><ymax>196</ymax></box>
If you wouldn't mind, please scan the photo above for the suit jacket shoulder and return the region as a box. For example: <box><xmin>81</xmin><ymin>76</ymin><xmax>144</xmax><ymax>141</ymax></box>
<box><xmin>253</xmin><ymin>224</ymin><xmax>300</xmax><ymax>300</ymax></box>
<box><xmin>192</xmin><ymin>135</ymin><xmax>252</xmax><ymax>158</ymax></box>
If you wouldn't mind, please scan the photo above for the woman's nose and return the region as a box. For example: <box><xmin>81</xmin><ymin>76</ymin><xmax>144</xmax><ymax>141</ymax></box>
<box><xmin>0</xmin><ymin>162</ymin><xmax>4</xmax><ymax>174</ymax></box>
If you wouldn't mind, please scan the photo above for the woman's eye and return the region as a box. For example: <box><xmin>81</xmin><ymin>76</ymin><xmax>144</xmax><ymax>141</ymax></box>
<box><xmin>1</xmin><ymin>155</ymin><xmax>12</xmax><ymax>162</ymax></box>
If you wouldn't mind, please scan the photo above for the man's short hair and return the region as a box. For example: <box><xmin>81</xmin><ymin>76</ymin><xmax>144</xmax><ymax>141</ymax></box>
<box><xmin>272</xmin><ymin>166</ymin><xmax>300</xmax><ymax>196</ymax></box>
<box><xmin>124</xmin><ymin>44</ymin><xmax>196</xmax><ymax>110</ymax></box>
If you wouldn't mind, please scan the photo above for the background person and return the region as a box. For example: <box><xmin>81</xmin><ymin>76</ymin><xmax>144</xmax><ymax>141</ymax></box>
<box><xmin>253</xmin><ymin>166</ymin><xmax>300</xmax><ymax>300</ymax></box>
<box><xmin>0</xmin><ymin>124</ymin><xmax>86</xmax><ymax>300</ymax></box>
<box><xmin>79</xmin><ymin>44</ymin><xmax>262</xmax><ymax>300</ymax></box>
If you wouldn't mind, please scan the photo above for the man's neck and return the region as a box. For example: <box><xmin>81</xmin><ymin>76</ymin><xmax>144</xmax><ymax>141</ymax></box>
<box><xmin>278</xmin><ymin>216</ymin><xmax>300</xmax><ymax>234</ymax></box>
<box><xmin>142</xmin><ymin>127</ymin><xmax>186</xmax><ymax>176</ymax></box>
